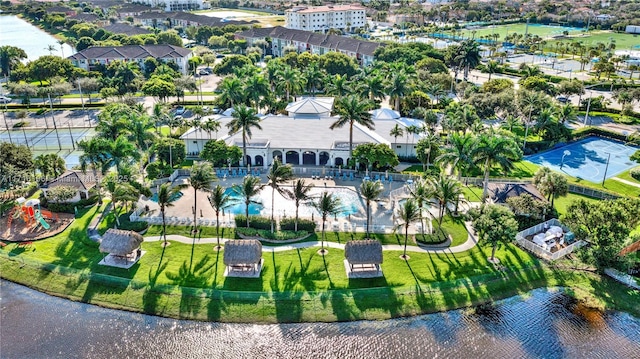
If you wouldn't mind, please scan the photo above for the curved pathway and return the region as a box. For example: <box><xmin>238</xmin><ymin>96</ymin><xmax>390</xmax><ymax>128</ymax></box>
<box><xmin>144</xmin><ymin>222</ymin><xmax>479</xmax><ymax>254</ymax></box>
<box><xmin>611</xmin><ymin>177</ymin><xmax>640</xmax><ymax>189</ymax></box>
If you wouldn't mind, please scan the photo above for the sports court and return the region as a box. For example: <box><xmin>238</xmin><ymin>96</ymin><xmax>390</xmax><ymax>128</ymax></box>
<box><xmin>525</xmin><ymin>136</ymin><xmax>638</xmax><ymax>182</ymax></box>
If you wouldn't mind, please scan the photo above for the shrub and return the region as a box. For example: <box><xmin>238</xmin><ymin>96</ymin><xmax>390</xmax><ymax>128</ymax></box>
<box><xmin>43</xmin><ymin>195</ymin><xmax>99</xmax><ymax>213</ymax></box>
<box><xmin>14</xmin><ymin>110</ymin><xmax>27</xmax><ymax>119</ymax></box>
<box><xmin>280</xmin><ymin>218</ymin><xmax>316</xmax><ymax>232</ymax></box>
<box><xmin>631</xmin><ymin>168</ymin><xmax>640</xmax><ymax>181</ymax></box>
<box><xmin>235</xmin><ymin>227</ymin><xmax>308</xmax><ymax>240</ymax></box>
<box><xmin>234</xmin><ymin>214</ymin><xmax>271</xmax><ymax>229</ymax></box>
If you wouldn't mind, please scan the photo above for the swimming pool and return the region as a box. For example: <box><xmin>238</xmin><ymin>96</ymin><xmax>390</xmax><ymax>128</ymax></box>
<box><xmin>224</xmin><ymin>186</ymin><xmax>362</xmax><ymax>218</ymax></box>
<box><xmin>149</xmin><ymin>191</ymin><xmax>183</xmax><ymax>203</ymax></box>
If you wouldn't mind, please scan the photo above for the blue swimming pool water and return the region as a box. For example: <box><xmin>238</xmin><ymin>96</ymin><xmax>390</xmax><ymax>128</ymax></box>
<box><xmin>223</xmin><ymin>187</ymin><xmax>361</xmax><ymax>217</ymax></box>
<box><xmin>149</xmin><ymin>191</ymin><xmax>183</xmax><ymax>203</ymax></box>
<box><xmin>525</xmin><ymin>136</ymin><xmax>638</xmax><ymax>182</ymax></box>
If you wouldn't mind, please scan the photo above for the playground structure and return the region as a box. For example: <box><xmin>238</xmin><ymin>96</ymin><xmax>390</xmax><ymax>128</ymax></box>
<box><xmin>1</xmin><ymin>196</ymin><xmax>74</xmax><ymax>242</ymax></box>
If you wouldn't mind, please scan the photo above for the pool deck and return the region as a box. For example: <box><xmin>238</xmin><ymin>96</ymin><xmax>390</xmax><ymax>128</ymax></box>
<box><xmin>138</xmin><ymin>174</ymin><xmax>478</xmax><ymax>234</ymax></box>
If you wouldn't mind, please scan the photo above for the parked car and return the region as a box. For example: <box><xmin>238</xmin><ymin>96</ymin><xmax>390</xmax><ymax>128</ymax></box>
<box><xmin>198</xmin><ymin>69</ymin><xmax>209</xmax><ymax>76</ymax></box>
<box><xmin>556</xmin><ymin>96</ymin><xmax>569</xmax><ymax>103</ymax></box>
<box><xmin>174</xmin><ymin>106</ymin><xmax>186</xmax><ymax>115</ymax></box>
<box><xmin>0</xmin><ymin>95</ymin><xmax>12</xmax><ymax>104</ymax></box>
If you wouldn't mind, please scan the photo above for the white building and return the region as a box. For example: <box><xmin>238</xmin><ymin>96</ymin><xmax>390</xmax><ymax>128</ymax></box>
<box><xmin>135</xmin><ymin>0</ymin><xmax>203</xmax><ymax>12</ymax></box>
<box><xmin>68</xmin><ymin>45</ymin><xmax>193</xmax><ymax>75</ymax></box>
<box><xmin>285</xmin><ymin>4</ymin><xmax>367</xmax><ymax>33</ymax></box>
<box><xmin>181</xmin><ymin>98</ymin><xmax>425</xmax><ymax>168</ymax></box>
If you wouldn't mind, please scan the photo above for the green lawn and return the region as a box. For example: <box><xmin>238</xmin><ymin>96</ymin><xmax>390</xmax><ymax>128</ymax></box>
<box><xmin>2</xmin><ymin>202</ymin><xmax>639</xmax><ymax>322</ymax></box>
<box><xmin>553</xmin><ymin>192</ymin><xmax>600</xmax><ymax>217</ymax></box>
<box><xmin>546</xmin><ymin>31</ymin><xmax>640</xmax><ymax>51</ymax></box>
<box><xmin>442</xmin><ymin>23</ymin><xmax>584</xmax><ymax>41</ymax></box>
<box><xmin>614</xmin><ymin>167</ymin><xmax>640</xmax><ymax>183</ymax></box>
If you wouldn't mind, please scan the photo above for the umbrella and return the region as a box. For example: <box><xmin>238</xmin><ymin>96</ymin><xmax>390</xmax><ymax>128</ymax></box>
<box><xmin>222</xmin><ymin>108</ymin><xmax>236</xmax><ymax>116</ymax></box>
<box><xmin>370</xmin><ymin>108</ymin><xmax>400</xmax><ymax>120</ymax></box>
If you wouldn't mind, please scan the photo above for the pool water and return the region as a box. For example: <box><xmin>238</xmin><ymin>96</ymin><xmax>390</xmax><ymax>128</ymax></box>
<box><xmin>224</xmin><ymin>186</ymin><xmax>361</xmax><ymax>218</ymax></box>
<box><xmin>150</xmin><ymin>191</ymin><xmax>183</xmax><ymax>203</ymax></box>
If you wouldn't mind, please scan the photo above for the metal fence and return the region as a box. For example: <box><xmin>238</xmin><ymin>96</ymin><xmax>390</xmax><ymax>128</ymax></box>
<box><xmin>568</xmin><ymin>185</ymin><xmax>620</xmax><ymax>200</ymax></box>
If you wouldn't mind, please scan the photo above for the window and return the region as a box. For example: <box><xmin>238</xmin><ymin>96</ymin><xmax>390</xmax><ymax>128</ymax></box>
<box><xmin>397</xmin><ymin>146</ymin><xmax>401</xmax><ymax>149</ymax></box>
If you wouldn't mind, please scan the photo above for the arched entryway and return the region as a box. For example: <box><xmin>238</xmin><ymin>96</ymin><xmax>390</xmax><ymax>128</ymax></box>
<box><xmin>245</xmin><ymin>155</ymin><xmax>252</xmax><ymax>166</ymax></box>
<box><xmin>334</xmin><ymin>157</ymin><xmax>344</xmax><ymax>166</ymax></box>
<box><xmin>302</xmin><ymin>151</ymin><xmax>316</xmax><ymax>165</ymax></box>
<box><xmin>319</xmin><ymin>151</ymin><xmax>330</xmax><ymax>165</ymax></box>
<box><xmin>255</xmin><ymin>155</ymin><xmax>264</xmax><ymax>166</ymax></box>
<box><xmin>286</xmin><ymin>150</ymin><xmax>299</xmax><ymax>165</ymax></box>
<box><xmin>272</xmin><ymin>150</ymin><xmax>282</xmax><ymax>163</ymax></box>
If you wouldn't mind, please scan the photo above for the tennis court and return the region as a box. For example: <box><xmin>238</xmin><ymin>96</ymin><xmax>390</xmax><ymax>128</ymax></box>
<box><xmin>525</xmin><ymin>136</ymin><xmax>638</xmax><ymax>182</ymax></box>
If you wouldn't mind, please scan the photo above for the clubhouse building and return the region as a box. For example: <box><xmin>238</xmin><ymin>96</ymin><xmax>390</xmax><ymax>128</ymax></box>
<box><xmin>180</xmin><ymin>97</ymin><xmax>424</xmax><ymax>168</ymax></box>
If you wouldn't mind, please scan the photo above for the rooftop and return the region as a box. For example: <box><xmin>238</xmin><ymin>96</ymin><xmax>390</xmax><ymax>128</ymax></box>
<box><xmin>69</xmin><ymin>45</ymin><xmax>191</xmax><ymax>61</ymax></box>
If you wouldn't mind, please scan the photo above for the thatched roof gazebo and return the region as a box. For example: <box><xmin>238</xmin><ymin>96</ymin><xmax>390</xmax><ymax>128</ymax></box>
<box><xmin>223</xmin><ymin>239</ymin><xmax>263</xmax><ymax>277</ymax></box>
<box><xmin>344</xmin><ymin>240</ymin><xmax>383</xmax><ymax>278</ymax></box>
<box><xmin>98</xmin><ymin>229</ymin><xmax>145</xmax><ymax>269</ymax></box>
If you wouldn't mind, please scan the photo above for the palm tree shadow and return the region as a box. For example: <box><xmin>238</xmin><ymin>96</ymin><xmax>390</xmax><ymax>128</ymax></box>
<box><xmin>143</xmin><ymin>246</ymin><xmax>169</xmax><ymax>314</ymax></box>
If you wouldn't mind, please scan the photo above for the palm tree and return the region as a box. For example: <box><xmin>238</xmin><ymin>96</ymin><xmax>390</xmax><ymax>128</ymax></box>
<box><xmin>311</xmin><ymin>191</ymin><xmax>342</xmax><ymax>255</ymax></box>
<box><xmin>277</xmin><ymin>66</ymin><xmax>304</xmax><ymax>101</ymax></box>
<box><xmin>202</xmin><ymin>118</ymin><xmax>221</xmax><ymax>140</ymax></box>
<box><xmin>325</xmin><ymin>74</ymin><xmax>351</xmax><ymax>98</ymax></box>
<box><xmin>436</xmin><ymin>132</ymin><xmax>476</xmax><ymax>181</ymax></box>
<box><xmin>387</xmin><ymin>71</ymin><xmax>409</xmax><ymax>112</ymax></box>
<box><xmin>189</xmin><ymin>162</ymin><xmax>216</xmax><ymax>234</ymax></box>
<box><xmin>243</xmin><ymin>74</ymin><xmax>269</xmax><ymax>111</ymax></box>
<box><xmin>473</xmin><ymin>135</ymin><xmax>522</xmax><ymax>202</ymax></box>
<box><xmin>556</xmin><ymin>104</ymin><xmax>576</xmax><ymax>124</ymax></box>
<box><xmin>389</xmin><ymin>124</ymin><xmax>404</xmax><ymax>145</ymax></box>
<box><xmin>57</xmin><ymin>40</ymin><xmax>65</xmax><ymax>58</ymax></box>
<box><xmin>288</xmin><ymin>179</ymin><xmax>314</xmax><ymax>232</ymax></box>
<box><xmin>415</xmin><ymin>133</ymin><xmax>440</xmax><ymax>171</ymax></box>
<box><xmin>46</xmin><ymin>44</ymin><xmax>56</xmax><ymax>55</ymax></box>
<box><xmin>105</xmin><ymin>136</ymin><xmax>140</xmax><ymax>175</ymax></box>
<box><xmin>360</xmin><ymin>74</ymin><xmax>387</xmax><ymax>101</ymax></box>
<box><xmin>78</xmin><ymin>138</ymin><xmax>110</xmax><ymax>204</ymax></box>
<box><xmin>404</xmin><ymin>125</ymin><xmax>420</xmax><ymax>157</ymax></box>
<box><xmin>407</xmin><ymin>178</ymin><xmax>432</xmax><ymax>236</ymax></box>
<box><xmin>486</xmin><ymin>60</ymin><xmax>499</xmax><ymax>81</ymax></box>
<box><xmin>0</xmin><ymin>45</ymin><xmax>27</xmax><ymax>78</ymax></box>
<box><xmin>227</xmin><ymin>105</ymin><xmax>262</xmax><ymax>166</ymax></box>
<box><xmin>127</xmin><ymin>116</ymin><xmax>156</xmax><ymax>151</ymax></box>
<box><xmin>330</xmin><ymin>95</ymin><xmax>375</xmax><ymax>164</ymax></box>
<box><xmin>232</xmin><ymin>175</ymin><xmax>265</xmax><ymax>228</ymax></box>
<box><xmin>217</xmin><ymin>76</ymin><xmax>245</xmax><ymax>108</ymax></box>
<box><xmin>360</xmin><ymin>180</ymin><xmax>383</xmax><ymax>238</ymax></box>
<box><xmin>395</xmin><ymin>198</ymin><xmax>421</xmax><ymax>259</ymax></box>
<box><xmin>207</xmin><ymin>185</ymin><xmax>233</xmax><ymax>250</ymax></box>
<box><xmin>151</xmin><ymin>102</ymin><xmax>170</xmax><ymax>133</ymax></box>
<box><xmin>303</xmin><ymin>63</ymin><xmax>324</xmax><ymax>95</ymax></box>
<box><xmin>157</xmin><ymin>182</ymin><xmax>187</xmax><ymax>247</ymax></box>
<box><xmin>266</xmin><ymin>159</ymin><xmax>294</xmax><ymax>233</ymax></box>
<box><xmin>533</xmin><ymin>167</ymin><xmax>568</xmax><ymax>209</ymax></box>
<box><xmin>427</xmin><ymin>175</ymin><xmax>464</xmax><ymax>226</ymax></box>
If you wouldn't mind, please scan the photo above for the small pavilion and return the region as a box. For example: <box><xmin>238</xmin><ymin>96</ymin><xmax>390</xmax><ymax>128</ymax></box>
<box><xmin>98</xmin><ymin>229</ymin><xmax>145</xmax><ymax>269</ymax></box>
<box><xmin>344</xmin><ymin>240</ymin><xmax>383</xmax><ymax>278</ymax></box>
<box><xmin>223</xmin><ymin>239</ymin><xmax>263</xmax><ymax>278</ymax></box>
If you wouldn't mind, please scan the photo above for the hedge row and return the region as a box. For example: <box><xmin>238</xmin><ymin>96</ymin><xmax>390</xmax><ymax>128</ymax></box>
<box><xmin>234</xmin><ymin>214</ymin><xmax>271</xmax><ymax>229</ymax></box>
<box><xmin>235</xmin><ymin>227</ymin><xmax>308</xmax><ymax>241</ymax></box>
<box><xmin>41</xmin><ymin>195</ymin><xmax>99</xmax><ymax>214</ymax></box>
<box><xmin>280</xmin><ymin>218</ymin><xmax>316</xmax><ymax>232</ymax></box>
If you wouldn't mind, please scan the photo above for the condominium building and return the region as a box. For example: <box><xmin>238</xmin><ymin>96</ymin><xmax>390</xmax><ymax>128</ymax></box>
<box><xmin>135</xmin><ymin>0</ymin><xmax>204</xmax><ymax>12</ymax></box>
<box><xmin>285</xmin><ymin>4</ymin><xmax>367</xmax><ymax>33</ymax></box>
<box><xmin>68</xmin><ymin>45</ymin><xmax>193</xmax><ymax>74</ymax></box>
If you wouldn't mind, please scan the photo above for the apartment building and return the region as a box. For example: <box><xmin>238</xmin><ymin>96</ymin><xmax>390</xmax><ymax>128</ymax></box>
<box><xmin>285</xmin><ymin>4</ymin><xmax>367</xmax><ymax>33</ymax></box>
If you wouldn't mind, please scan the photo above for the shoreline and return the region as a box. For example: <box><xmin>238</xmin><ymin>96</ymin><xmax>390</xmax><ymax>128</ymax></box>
<box><xmin>1</xmin><ymin>252</ymin><xmax>638</xmax><ymax>323</ymax></box>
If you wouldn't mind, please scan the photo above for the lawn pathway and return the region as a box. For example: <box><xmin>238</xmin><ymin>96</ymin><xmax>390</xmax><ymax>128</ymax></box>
<box><xmin>611</xmin><ymin>177</ymin><xmax>640</xmax><ymax>189</ymax></box>
<box><xmin>144</xmin><ymin>222</ymin><xmax>479</xmax><ymax>254</ymax></box>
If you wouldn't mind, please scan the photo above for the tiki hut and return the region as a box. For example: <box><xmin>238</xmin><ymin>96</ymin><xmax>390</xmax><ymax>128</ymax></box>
<box><xmin>344</xmin><ymin>240</ymin><xmax>383</xmax><ymax>275</ymax></box>
<box><xmin>224</xmin><ymin>239</ymin><xmax>263</xmax><ymax>276</ymax></box>
<box><xmin>99</xmin><ymin>229</ymin><xmax>144</xmax><ymax>257</ymax></box>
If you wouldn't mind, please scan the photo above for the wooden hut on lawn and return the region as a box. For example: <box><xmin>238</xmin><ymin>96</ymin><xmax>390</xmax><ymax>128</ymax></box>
<box><xmin>344</xmin><ymin>240</ymin><xmax>383</xmax><ymax>277</ymax></box>
<box><xmin>99</xmin><ymin>229</ymin><xmax>144</xmax><ymax>268</ymax></box>
<box><xmin>223</xmin><ymin>239</ymin><xmax>263</xmax><ymax>277</ymax></box>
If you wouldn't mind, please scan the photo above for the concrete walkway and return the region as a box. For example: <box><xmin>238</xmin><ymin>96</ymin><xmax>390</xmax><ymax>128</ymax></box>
<box><xmin>144</xmin><ymin>222</ymin><xmax>479</xmax><ymax>254</ymax></box>
<box><xmin>611</xmin><ymin>177</ymin><xmax>640</xmax><ymax>189</ymax></box>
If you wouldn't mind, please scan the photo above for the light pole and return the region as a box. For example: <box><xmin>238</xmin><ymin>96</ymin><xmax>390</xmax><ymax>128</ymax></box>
<box><xmin>602</xmin><ymin>152</ymin><xmax>611</xmax><ymax>186</ymax></box>
<box><xmin>560</xmin><ymin>150</ymin><xmax>571</xmax><ymax>169</ymax></box>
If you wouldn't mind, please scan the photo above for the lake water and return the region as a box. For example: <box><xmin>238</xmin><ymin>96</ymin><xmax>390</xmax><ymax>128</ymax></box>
<box><xmin>2</xmin><ymin>280</ymin><xmax>639</xmax><ymax>358</ymax></box>
<box><xmin>0</xmin><ymin>15</ymin><xmax>75</xmax><ymax>61</ymax></box>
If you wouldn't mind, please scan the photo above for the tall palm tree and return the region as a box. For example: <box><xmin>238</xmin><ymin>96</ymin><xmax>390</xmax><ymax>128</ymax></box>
<box><xmin>330</xmin><ymin>95</ymin><xmax>375</xmax><ymax>163</ymax></box>
<box><xmin>408</xmin><ymin>178</ymin><xmax>432</xmax><ymax>236</ymax></box>
<box><xmin>303</xmin><ymin>63</ymin><xmax>324</xmax><ymax>95</ymax></box>
<box><xmin>311</xmin><ymin>191</ymin><xmax>342</xmax><ymax>255</ymax></box>
<box><xmin>217</xmin><ymin>76</ymin><xmax>245</xmax><ymax>108</ymax></box>
<box><xmin>151</xmin><ymin>102</ymin><xmax>170</xmax><ymax>133</ymax></box>
<box><xmin>325</xmin><ymin>74</ymin><xmax>351</xmax><ymax>98</ymax></box>
<box><xmin>533</xmin><ymin>167</ymin><xmax>568</xmax><ymax>209</ymax></box>
<box><xmin>387</xmin><ymin>71</ymin><xmax>409</xmax><ymax>112</ymax></box>
<box><xmin>360</xmin><ymin>74</ymin><xmax>387</xmax><ymax>102</ymax></box>
<box><xmin>486</xmin><ymin>60</ymin><xmax>499</xmax><ymax>81</ymax></box>
<box><xmin>105</xmin><ymin>136</ymin><xmax>140</xmax><ymax>176</ymax></box>
<box><xmin>277</xmin><ymin>66</ymin><xmax>305</xmax><ymax>101</ymax></box>
<box><xmin>416</xmin><ymin>133</ymin><xmax>440</xmax><ymax>171</ymax></box>
<box><xmin>436</xmin><ymin>132</ymin><xmax>476</xmax><ymax>181</ymax></box>
<box><xmin>157</xmin><ymin>182</ymin><xmax>187</xmax><ymax>247</ymax></box>
<box><xmin>127</xmin><ymin>116</ymin><xmax>156</xmax><ymax>151</ymax></box>
<box><xmin>78</xmin><ymin>137</ymin><xmax>110</xmax><ymax>204</ymax></box>
<box><xmin>360</xmin><ymin>180</ymin><xmax>383</xmax><ymax>238</ymax></box>
<box><xmin>202</xmin><ymin>118</ymin><xmax>221</xmax><ymax>140</ymax></box>
<box><xmin>207</xmin><ymin>184</ymin><xmax>233</xmax><ymax>250</ymax></box>
<box><xmin>189</xmin><ymin>162</ymin><xmax>216</xmax><ymax>234</ymax></box>
<box><xmin>243</xmin><ymin>74</ymin><xmax>269</xmax><ymax>111</ymax></box>
<box><xmin>473</xmin><ymin>135</ymin><xmax>522</xmax><ymax>202</ymax></box>
<box><xmin>395</xmin><ymin>198</ymin><xmax>421</xmax><ymax>259</ymax></box>
<box><xmin>427</xmin><ymin>175</ymin><xmax>464</xmax><ymax>226</ymax></box>
<box><xmin>266</xmin><ymin>159</ymin><xmax>294</xmax><ymax>233</ymax></box>
<box><xmin>404</xmin><ymin>125</ymin><xmax>420</xmax><ymax>157</ymax></box>
<box><xmin>288</xmin><ymin>179</ymin><xmax>314</xmax><ymax>232</ymax></box>
<box><xmin>232</xmin><ymin>175</ymin><xmax>265</xmax><ymax>228</ymax></box>
<box><xmin>389</xmin><ymin>124</ymin><xmax>404</xmax><ymax>145</ymax></box>
<box><xmin>227</xmin><ymin>105</ymin><xmax>262</xmax><ymax>166</ymax></box>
